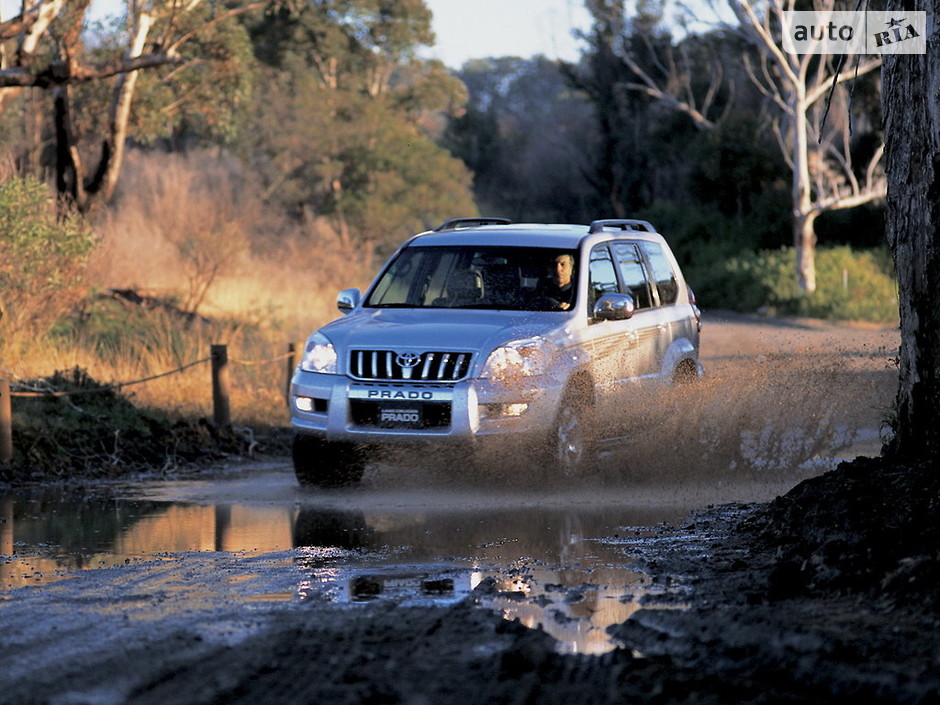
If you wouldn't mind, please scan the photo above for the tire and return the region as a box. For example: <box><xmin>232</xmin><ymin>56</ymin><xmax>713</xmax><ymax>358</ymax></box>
<box><xmin>672</xmin><ymin>358</ymin><xmax>701</xmax><ymax>384</ymax></box>
<box><xmin>551</xmin><ymin>388</ymin><xmax>595</xmax><ymax>478</ymax></box>
<box><xmin>292</xmin><ymin>433</ymin><xmax>365</xmax><ymax>488</ymax></box>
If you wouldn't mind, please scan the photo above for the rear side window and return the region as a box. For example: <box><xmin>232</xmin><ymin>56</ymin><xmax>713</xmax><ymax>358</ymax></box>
<box><xmin>640</xmin><ymin>241</ymin><xmax>680</xmax><ymax>305</ymax></box>
<box><xmin>612</xmin><ymin>242</ymin><xmax>653</xmax><ymax>309</ymax></box>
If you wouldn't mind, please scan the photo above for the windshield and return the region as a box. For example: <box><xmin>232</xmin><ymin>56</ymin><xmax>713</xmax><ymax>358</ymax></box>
<box><xmin>365</xmin><ymin>245</ymin><xmax>579</xmax><ymax>311</ymax></box>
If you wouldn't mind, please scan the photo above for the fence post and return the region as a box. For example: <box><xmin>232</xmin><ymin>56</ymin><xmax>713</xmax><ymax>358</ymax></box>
<box><xmin>211</xmin><ymin>344</ymin><xmax>231</xmax><ymax>428</ymax></box>
<box><xmin>285</xmin><ymin>342</ymin><xmax>296</xmax><ymax>404</ymax></box>
<box><xmin>0</xmin><ymin>379</ymin><xmax>11</xmax><ymax>464</ymax></box>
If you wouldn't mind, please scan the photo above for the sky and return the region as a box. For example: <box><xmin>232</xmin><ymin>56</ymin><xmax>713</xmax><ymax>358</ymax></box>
<box><xmin>1</xmin><ymin>0</ymin><xmax>728</xmax><ymax>68</ymax></box>
<box><xmin>2</xmin><ymin>0</ymin><xmax>594</xmax><ymax>67</ymax></box>
<box><xmin>421</xmin><ymin>0</ymin><xmax>594</xmax><ymax>68</ymax></box>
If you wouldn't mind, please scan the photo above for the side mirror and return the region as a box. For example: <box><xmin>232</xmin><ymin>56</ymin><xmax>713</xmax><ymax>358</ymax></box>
<box><xmin>593</xmin><ymin>292</ymin><xmax>636</xmax><ymax>321</ymax></box>
<box><xmin>337</xmin><ymin>288</ymin><xmax>361</xmax><ymax>315</ymax></box>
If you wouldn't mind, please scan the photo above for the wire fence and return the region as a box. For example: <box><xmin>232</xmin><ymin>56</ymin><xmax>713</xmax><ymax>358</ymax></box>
<box><xmin>0</xmin><ymin>343</ymin><xmax>297</xmax><ymax>463</ymax></box>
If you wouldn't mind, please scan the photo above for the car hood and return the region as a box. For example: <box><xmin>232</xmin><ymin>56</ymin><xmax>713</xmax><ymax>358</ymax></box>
<box><xmin>318</xmin><ymin>308</ymin><xmax>570</xmax><ymax>359</ymax></box>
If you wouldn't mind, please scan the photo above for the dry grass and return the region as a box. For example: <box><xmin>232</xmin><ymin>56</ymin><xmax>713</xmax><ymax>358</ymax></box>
<box><xmin>4</xmin><ymin>149</ymin><xmax>373</xmax><ymax>427</ymax></box>
<box><xmin>88</xmin><ymin>149</ymin><xmax>373</xmax><ymax>334</ymax></box>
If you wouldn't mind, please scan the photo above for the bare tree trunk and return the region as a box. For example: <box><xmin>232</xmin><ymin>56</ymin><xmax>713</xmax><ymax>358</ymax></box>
<box><xmin>792</xmin><ymin>77</ymin><xmax>817</xmax><ymax>293</ymax></box>
<box><xmin>53</xmin><ymin>83</ymin><xmax>88</xmax><ymax>206</ymax></box>
<box><xmin>794</xmin><ymin>210</ymin><xmax>818</xmax><ymax>293</ymax></box>
<box><xmin>93</xmin><ymin>9</ymin><xmax>154</xmax><ymax>204</ymax></box>
<box><xmin>729</xmin><ymin>0</ymin><xmax>884</xmax><ymax>295</ymax></box>
<box><xmin>882</xmin><ymin>0</ymin><xmax>940</xmax><ymax>461</ymax></box>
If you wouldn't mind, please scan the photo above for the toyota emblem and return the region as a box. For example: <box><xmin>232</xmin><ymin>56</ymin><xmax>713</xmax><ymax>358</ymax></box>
<box><xmin>396</xmin><ymin>352</ymin><xmax>422</xmax><ymax>368</ymax></box>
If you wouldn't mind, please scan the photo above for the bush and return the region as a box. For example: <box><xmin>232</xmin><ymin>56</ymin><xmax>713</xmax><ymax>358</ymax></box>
<box><xmin>719</xmin><ymin>246</ymin><xmax>898</xmax><ymax>323</ymax></box>
<box><xmin>0</xmin><ymin>176</ymin><xmax>96</xmax><ymax>342</ymax></box>
<box><xmin>635</xmin><ymin>202</ymin><xmax>897</xmax><ymax>323</ymax></box>
<box><xmin>1</xmin><ymin>367</ymin><xmax>258</xmax><ymax>480</ymax></box>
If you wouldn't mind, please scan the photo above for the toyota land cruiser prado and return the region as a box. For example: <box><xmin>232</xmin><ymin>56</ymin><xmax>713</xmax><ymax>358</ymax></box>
<box><xmin>289</xmin><ymin>218</ymin><xmax>703</xmax><ymax>487</ymax></box>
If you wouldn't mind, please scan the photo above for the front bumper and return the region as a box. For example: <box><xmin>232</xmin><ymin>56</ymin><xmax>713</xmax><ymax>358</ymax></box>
<box><xmin>289</xmin><ymin>370</ymin><xmax>564</xmax><ymax>446</ymax></box>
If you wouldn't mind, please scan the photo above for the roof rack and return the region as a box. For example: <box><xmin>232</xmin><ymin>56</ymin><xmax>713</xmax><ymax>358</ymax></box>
<box><xmin>434</xmin><ymin>217</ymin><xmax>513</xmax><ymax>231</ymax></box>
<box><xmin>588</xmin><ymin>219</ymin><xmax>655</xmax><ymax>234</ymax></box>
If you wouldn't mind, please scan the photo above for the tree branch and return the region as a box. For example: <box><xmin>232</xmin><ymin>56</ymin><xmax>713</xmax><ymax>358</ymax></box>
<box><xmin>0</xmin><ymin>54</ymin><xmax>183</xmax><ymax>88</ymax></box>
<box><xmin>166</xmin><ymin>0</ymin><xmax>270</xmax><ymax>55</ymax></box>
<box><xmin>805</xmin><ymin>58</ymin><xmax>882</xmax><ymax>107</ymax></box>
<box><xmin>618</xmin><ymin>47</ymin><xmax>718</xmax><ymax>130</ymax></box>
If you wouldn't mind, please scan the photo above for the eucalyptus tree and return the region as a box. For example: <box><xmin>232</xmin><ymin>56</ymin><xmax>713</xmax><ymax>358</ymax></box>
<box><xmin>728</xmin><ymin>0</ymin><xmax>885</xmax><ymax>293</ymax></box>
<box><xmin>575</xmin><ymin>0</ymin><xmax>885</xmax><ymax>293</ymax></box>
<box><xmin>243</xmin><ymin>0</ymin><xmax>474</xmax><ymax>255</ymax></box>
<box><xmin>0</xmin><ymin>0</ymin><xmax>266</xmax><ymax>212</ymax></box>
<box><xmin>565</xmin><ymin>0</ymin><xmax>749</xmax><ymax>219</ymax></box>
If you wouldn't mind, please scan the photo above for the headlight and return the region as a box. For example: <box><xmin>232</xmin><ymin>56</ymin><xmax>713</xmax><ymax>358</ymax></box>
<box><xmin>300</xmin><ymin>332</ymin><xmax>338</xmax><ymax>374</ymax></box>
<box><xmin>481</xmin><ymin>338</ymin><xmax>551</xmax><ymax>379</ymax></box>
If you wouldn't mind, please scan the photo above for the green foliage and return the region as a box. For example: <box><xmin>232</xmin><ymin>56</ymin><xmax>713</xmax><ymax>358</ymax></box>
<box><xmin>131</xmin><ymin>4</ymin><xmax>260</xmax><ymax>145</ymax></box>
<box><xmin>243</xmin><ymin>1</ymin><xmax>475</xmax><ymax>254</ymax></box>
<box><xmin>0</xmin><ymin>176</ymin><xmax>97</xmax><ymax>339</ymax></box>
<box><xmin>704</xmin><ymin>246</ymin><xmax>898</xmax><ymax>323</ymax></box>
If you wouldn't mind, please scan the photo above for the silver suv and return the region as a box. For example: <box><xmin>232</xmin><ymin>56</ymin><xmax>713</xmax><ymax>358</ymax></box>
<box><xmin>289</xmin><ymin>218</ymin><xmax>703</xmax><ymax>487</ymax></box>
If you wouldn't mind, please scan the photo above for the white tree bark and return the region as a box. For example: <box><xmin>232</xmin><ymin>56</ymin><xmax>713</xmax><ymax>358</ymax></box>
<box><xmin>101</xmin><ymin>7</ymin><xmax>157</xmax><ymax>204</ymax></box>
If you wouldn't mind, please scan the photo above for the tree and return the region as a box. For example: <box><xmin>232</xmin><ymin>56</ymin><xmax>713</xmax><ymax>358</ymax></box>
<box><xmin>567</xmin><ymin>0</ymin><xmax>751</xmax><ymax>219</ymax></box>
<box><xmin>881</xmin><ymin>0</ymin><xmax>940</xmax><ymax>460</ymax></box>
<box><xmin>0</xmin><ymin>0</ymin><xmax>267</xmax><ymax>212</ymax></box>
<box><xmin>728</xmin><ymin>0</ymin><xmax>886</xmax><ymax>293</ymax></box>
<box><xmin>244</xmin><ymin>0</ymin><xmax>475</xmax><ymax>255</ymax></box>
<box><xmin>585</xmin><ymin>0</ymin><xmax>886</xmax><ymax>293</ymax></box>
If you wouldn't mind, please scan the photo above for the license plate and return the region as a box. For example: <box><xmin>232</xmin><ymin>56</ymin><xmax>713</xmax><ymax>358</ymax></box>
<box><xmin>377</xmin><ymin>405</ymin><xmax>423</xmax><ymax>428</ymax></box>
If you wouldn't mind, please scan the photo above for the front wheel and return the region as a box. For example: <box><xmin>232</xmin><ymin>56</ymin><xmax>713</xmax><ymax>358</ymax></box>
<box><xmin>293</xmin><ymin>433</ymin><xmax>365</xmax><ymax>488</ymax></box>
<box><xmin>551</xmin><ymin>393</ymin><xmax>595</xmax><ymax>478</ymax></box>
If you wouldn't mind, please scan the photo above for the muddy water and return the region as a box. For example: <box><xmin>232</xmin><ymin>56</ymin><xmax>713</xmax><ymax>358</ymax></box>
<box><xmin>0</xmin><ymin>314</ymin><xmax>899</xmax><ymax>655</ymax></box>
<box><xmin>0</xmin><ymin>464</ymin><xmax>808</xmax><ymax>655</ymax></box>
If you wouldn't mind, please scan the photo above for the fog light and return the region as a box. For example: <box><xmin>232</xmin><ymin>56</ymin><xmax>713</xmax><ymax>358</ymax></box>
<box><xmin>479</xmin><ymin>402</ymin><xmax>529</xmax><ymax>420</ymax></box>
<box><xmin>295</xmin><ymin>396</ymin><xmax>314</xmax><ymax>412</ymax></box>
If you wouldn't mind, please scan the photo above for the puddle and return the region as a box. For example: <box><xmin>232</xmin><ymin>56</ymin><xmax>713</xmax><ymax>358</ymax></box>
<box><xmin>0</xmin><ymin>466</ymin><xmax>795</xmax><ymax>654</ymax></box>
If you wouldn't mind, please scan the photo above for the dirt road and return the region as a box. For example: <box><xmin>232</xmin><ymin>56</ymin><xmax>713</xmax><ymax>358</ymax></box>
<box><xmin>2</xmin><ymin>312</ymin><xmax>919</xmax><ymax>705</ymax></box>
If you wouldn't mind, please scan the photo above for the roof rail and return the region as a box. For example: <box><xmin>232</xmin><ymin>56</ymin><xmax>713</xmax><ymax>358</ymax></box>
<box><xmin>434</xmin><ymin>217</ymin><xmax>513</xmax><ymax>231</ymax></box>
<box><xmin>588</xmin><ymin>219</ymin><xmax>655</xmax><ymax>234</ymax></box>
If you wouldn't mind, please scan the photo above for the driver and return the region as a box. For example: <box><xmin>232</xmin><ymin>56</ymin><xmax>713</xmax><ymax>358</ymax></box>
<box><xmin>537</xmin><ymin>253</ymin><xmax>575</xmax><ymax>310</ymax></box>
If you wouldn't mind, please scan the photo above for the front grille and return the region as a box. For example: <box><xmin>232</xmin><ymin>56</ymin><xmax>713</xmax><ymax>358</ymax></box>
<box><xmin>349</xmin><ymin>349</ymin><xmax>472</xmax><ymax>382</ymax></box>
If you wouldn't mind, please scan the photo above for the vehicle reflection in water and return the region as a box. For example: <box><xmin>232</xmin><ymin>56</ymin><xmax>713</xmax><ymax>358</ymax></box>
<box><xmin>0</xmin><ymin>472</ymin><xmax>693</xmax><ymax>654</ymax></box>
<box><xmin>291</xmin><ymin>503</ymin><xmax>684</xmax><ymax>655</ymax></box>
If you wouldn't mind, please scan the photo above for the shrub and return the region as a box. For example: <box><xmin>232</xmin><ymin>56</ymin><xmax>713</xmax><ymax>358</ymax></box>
<box><xmin>1</xmin><ymin>367</ymin><xmax>259</xmax><ymax>480</ymax></box>
<box><xmin>634</xmin><ymin>202</ymin><xmax>897</xmax><ymax>323</ymax></box>
<box><xmin>0</xmin><ymin>176</ymin><xmax>97</xmax><ymax>343</ymax></box>
<box><xmin>721</xmin><ymin>246</ymin><xmax>898</xmax><ymax>323</ymax></box>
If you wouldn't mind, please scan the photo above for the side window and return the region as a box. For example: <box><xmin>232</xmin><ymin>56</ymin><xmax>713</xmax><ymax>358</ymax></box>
<box><xmin>588</xmin><ymin>245</ymin><xmax>619</xmax><ymax>314</ymax></box>
<box><xmin>612</xmin><ymin>242</ymin><xmax>653</xmax><ymax>309</ymax></box>
<box><xmin>640</xmin><ymin>241</ymin><xmax>679</xmax><ymax>305</ymax></box>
